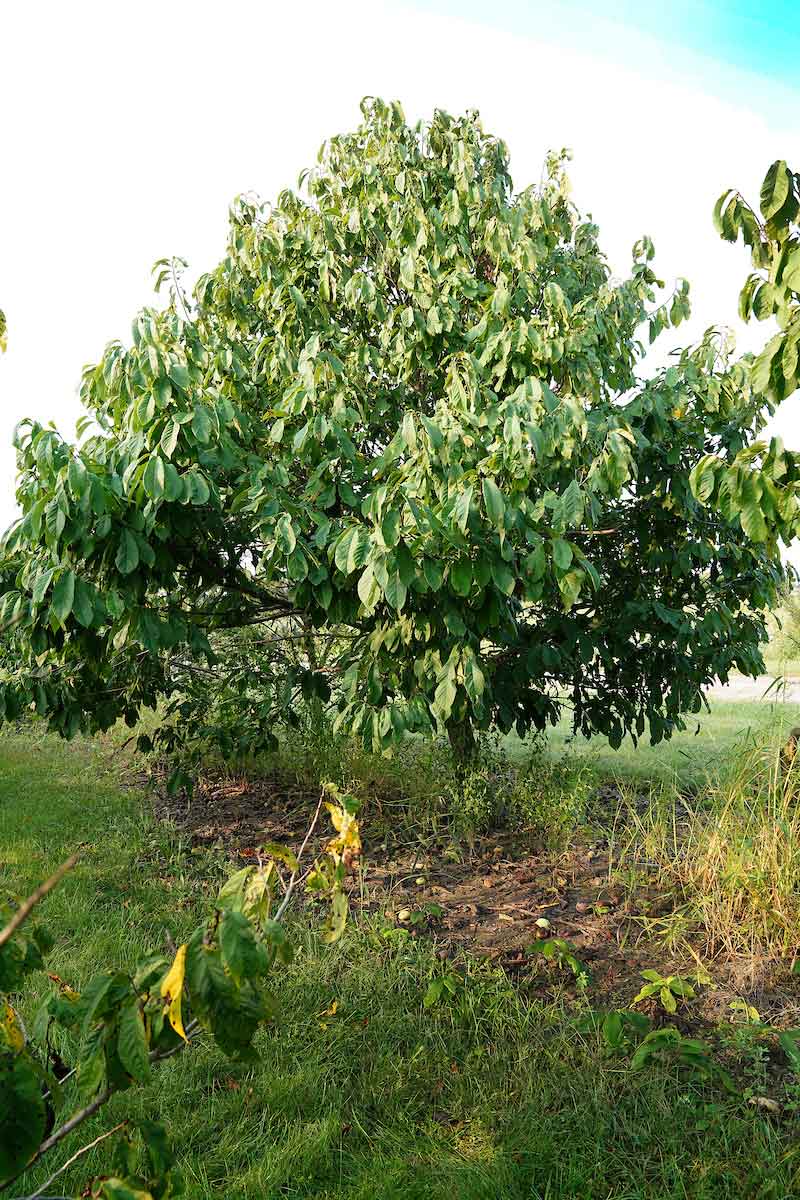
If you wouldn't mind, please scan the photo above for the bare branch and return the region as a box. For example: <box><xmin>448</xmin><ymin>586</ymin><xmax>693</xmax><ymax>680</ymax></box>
<box><xmin>273</xmin><ymin>788</ymin><xmax>326</xmax><ymax>922</ymax></box>
<box><xmin>25</xmin><ymin>1121</ymin><xmax>127</xmax><ymax>1200</ymax></box>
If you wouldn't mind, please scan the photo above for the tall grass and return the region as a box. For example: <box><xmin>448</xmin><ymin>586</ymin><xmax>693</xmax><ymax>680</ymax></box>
<box><xmin>617</xmin><ymin>731</ymin><xmax>800</xmax><ymax>962</ymax></box>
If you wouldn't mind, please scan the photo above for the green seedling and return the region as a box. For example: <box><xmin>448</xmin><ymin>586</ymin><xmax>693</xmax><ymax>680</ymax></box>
<box><xmin>527</xmin><ymin>937</ymin><xmax>591</xmax><ymax>990</ymax></box>
<box><xmin>631</xmin><ymin>1027</ymin><xmax>735</xmax><ymax>1090</ymax></box>
<box><xmin>632</xmin><ymin>969</ymin><xmax>696</xmax><ymax>1014</ymax></box>
<box><xmin>424</xmin><ymin>971</ymin><xmax>462</xmax><ymax>1009</ymax></box>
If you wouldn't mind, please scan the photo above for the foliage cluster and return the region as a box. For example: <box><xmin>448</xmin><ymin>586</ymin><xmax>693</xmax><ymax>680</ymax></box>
<box><xmin>0</xmin><ymin>106</ymin><xmax>797</xmax><ymax>780</ymax></box>
<box><xmin>0</xmin><ymin>787</ymin><xmax>359</xmax><ymax>1197</ymax></box>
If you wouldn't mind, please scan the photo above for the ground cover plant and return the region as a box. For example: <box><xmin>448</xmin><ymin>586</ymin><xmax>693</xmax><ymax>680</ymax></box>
<box><xmin>5</xmin><ymin>712</ymin><xmax>800</xmax><ymax>1199</ymax></box>
<box><xmin>0</xmin><ymin>103</ymin><xmax>798</xmax><ymax>785</ymax></box>
<box><xmin>0</xmin><ymin>751</ymin><xmax>360</xmax><ymax>1198</ymax></box>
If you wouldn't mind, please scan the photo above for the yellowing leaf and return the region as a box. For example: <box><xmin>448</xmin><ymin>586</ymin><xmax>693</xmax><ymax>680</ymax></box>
<box><xmin>324</xmin><ymin>802</ymin><xmax>362</xmax><ymax>864</ymax></box>
<box><xmin>1</xmin><ymin>1003</ymin><xmax>25</xmax><ymax>1052</ymax></box>
<box><xmin>160</xmin><ymin>943</ymin><xmax>187</xmax><ymax>1041</ymax></box>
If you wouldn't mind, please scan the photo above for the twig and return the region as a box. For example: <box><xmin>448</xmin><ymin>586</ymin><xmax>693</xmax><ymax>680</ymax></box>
<box><xmin>25</xmin><ymin>1121</ymin><xmax>126</xmax><ymax>1200</ymax></box>
<box><xmin>0</xmin><ymin>854</ymin><xmax>79</xmax><ymax>949</ymax></box>
<box><xmin>0</xmin><ymin>1088</ymin><xmax>114</xmax><ymax>1191</ymax></box>
<box><xmin>2</xmin><ymin>1023</ymin><xmax>204</xmax><ymax>1192</ymax></box>
<box><xmin>42</xmin><ymin>1066</ymin><xmax>76</xmax><ymax>1101</ymax></box>
<box><xmin>273</xmin><ymin>788</ymin><xmax>326</xmax><ymax>922</ymax></box>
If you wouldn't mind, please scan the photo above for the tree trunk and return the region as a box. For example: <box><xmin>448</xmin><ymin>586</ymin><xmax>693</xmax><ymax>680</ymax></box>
<box><xmin>446</xmin><ymin>716</ymin><xmax>476</xmax><ymax>767</ymax></box>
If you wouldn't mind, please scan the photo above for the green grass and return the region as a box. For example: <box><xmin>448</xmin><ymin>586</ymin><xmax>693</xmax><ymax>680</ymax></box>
<box><xmin>521</xmin><ymin>699</ymin><xmax>800</xmax><ymax>788</ymax></box>
<box><xmin>3</xmin><ymin>723</ymin><xmax>800</xmax><ymax>1199</ymax></box>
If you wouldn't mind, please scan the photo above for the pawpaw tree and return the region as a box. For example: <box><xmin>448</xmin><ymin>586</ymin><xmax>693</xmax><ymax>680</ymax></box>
<box><xmin>0</xmin><ymin>101</ymin><xmax>796</xmax><ymax>768</ymax></box>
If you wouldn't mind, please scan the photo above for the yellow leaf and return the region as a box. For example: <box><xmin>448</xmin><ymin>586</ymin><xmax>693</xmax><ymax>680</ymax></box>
<box><xmin>325</xmin><ymin>801</ymin><xmax>346</xmax><ymax>834</ymax></box>
<box><xmin>324</xmin><ymin>802</ymin><xmax>362</xmax><ymax>864</ymax></box>
<box><xmin>160</xmin><ymin>944</ymin><xmax>187</xmax><ymax>1041</ymax></box>
<box><xmin>1</xmin><ymin>1003</ymin><xmax>25</xmax><ymax>1052</ymax></box>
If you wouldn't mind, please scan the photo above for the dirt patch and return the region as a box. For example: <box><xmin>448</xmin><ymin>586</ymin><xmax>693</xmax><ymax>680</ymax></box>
<box><xmin>150</xmin><ymin>767</ymin><xmax>800</xmax><ymax>1027</ymax></box>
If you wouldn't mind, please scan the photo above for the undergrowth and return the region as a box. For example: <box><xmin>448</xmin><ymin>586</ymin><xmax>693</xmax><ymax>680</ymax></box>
<box><xmin>248</xmin><ymin>716</ymin><xmax>595</xmax><ymax>851</ymax></box>
<box><xmin>615</xmin><ymin>731</ymin><xmax>800</xmax><ymax>964</ymax></box>
<box><xmin>6</xmin><ymin>719</ymin><xmax>800</xmax><ymax>1197</ymax></box>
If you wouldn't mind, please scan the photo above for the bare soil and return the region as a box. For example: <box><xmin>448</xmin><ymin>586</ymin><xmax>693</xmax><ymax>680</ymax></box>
<box><xmin>152</xmin><ymin>768</ymin><xmax>800</xmax><ymax>1031</ymax></box>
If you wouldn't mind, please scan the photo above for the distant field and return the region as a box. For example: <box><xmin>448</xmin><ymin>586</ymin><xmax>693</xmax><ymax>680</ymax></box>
<box><xmin>507</xmin><ymin>697</ymin><xmax>800</xmax><ymax>788</ymax></box>
<box><xmin>758</xmin><ymin>655</ymin><xmax>800</xmax><ymax>678</ymax></box>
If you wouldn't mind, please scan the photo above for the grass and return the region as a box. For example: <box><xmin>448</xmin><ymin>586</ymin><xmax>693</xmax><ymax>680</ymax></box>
<box><xmin>616</xmin><ymin>735</ymin><xmax>800</xmax><ymax>962</ymax></box>
<box><xmin>4</xmin><ymin>719</ymin><xmax>800</xmax><ymax>1198</ymax></box>
<box><xmin>525</xmin><ymin>698</ymin><xmax>800</xmax><ymax>789</ymax></box>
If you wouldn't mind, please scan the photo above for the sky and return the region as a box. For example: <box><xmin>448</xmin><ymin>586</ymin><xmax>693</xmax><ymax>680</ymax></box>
<box><xmin>1</xmin><ymin>0</ymin><xmax>798</xmax><ymax>540</ymax></box>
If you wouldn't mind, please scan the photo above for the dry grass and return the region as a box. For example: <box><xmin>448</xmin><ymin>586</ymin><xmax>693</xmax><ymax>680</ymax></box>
<box><xmin>616</xmin><ymin>732</ymin><xmax>800</xmax><ymax>963</ymax></box>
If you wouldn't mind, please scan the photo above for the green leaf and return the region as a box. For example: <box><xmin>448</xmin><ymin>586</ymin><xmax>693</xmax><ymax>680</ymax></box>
<box><xmin>558</xmin><ymin>569</ymin><xmax>583</xmax><ymax>610</ymax></box>
<box><xmin>116</xmin><ymin>530</ymin><xmax>140</xmax><ymax>575</ymax></box>
<box><xmin>602</xmin><ymin>1011</ymin><xmax>624</xmax><ymax>1049</ymax></box>
<box><xmin>0</xmin><ymin>1051</ymin><xmax>47</xmax><ymax>1182</ymax></box>
<box><xmin>552</xmin><ymin>538</ymin><xmax>573</xmax><ymax>572</ymax></box>
<box><xmin>169</xmin><ymin>362</ymin><xmax>191</xmax><ymax>391</ymax></box>
<box><xmin>217</xmin><ymin>866</ymin><xmax>273</xmax><ymax>923</ymax></box>
<box><xmin>358</xmin><ymin>564</ymin><xmax>381</xmax><ymax>612</ymax></box>
<box><xmin>381</xmin><ymin>510</ymin><xmax>401</xmax><ymax>548</ymax></box>
<box><xmin>423</xmin><ymin>978</ymin><xmax>445</xmax><ymax>1008</ymax></box>
<box><xmin>192</xmin><ymin>405</ymin><xmax>213</xmax><ymax>443</ymax></box>
<box><xmin>689</xmin><ymin>455</ymin><xmax>717</xmax><ymax>504</ymax></box>
<box><xmin>384</xmin><ymin>571</ymin><xmax>407</xmax><ymax>611</ymax></box>
<box><xmin>464</xmin><ymin>657</ymin><xmax>486</xmax><ymax>704</ymax></box>
<box><xmin>160</xmin><ymin>420</ymin><xmax>180</xmax><ymax>458</ymax></box>
<box><xmin>452</xmin><ymin>485</ymin><xmax>474</xmax><ymax>534</ymax></box>
<box><xmin>450</xmin><ymin>559</ymin><xmax>472</xmax><ymax>597</ymax></box>
<box><xmin>400</xmin><ymin>251</ymin><xmax>415</xmax><ymax>291</ymax></box>
<box><xmin>482</xmin><ymin>478</ymin><xmax>505</xmax><ymax>528</ymax></box>
<box><xmin>751</xmin><ymin>336</ymin><xmax>782</xmax><ymax>395</ymax></box>
<box><xmin>560</xmin><ymin>480</ymin><xmax>584</xmax><ymax>527</ymax></box>
<box><xmin>117</xmin><ymin>1001</ymin><xmax>151</xmax><ymax>1083</ymax></box>
<box><xmin>321</xmin><ymin>890</ymin><xmax>348</xmax><ymax>944</ymax></box>
<box><xmin>739</xmin><ymin>492</ymin><xmax>768</xmax><ymax>542</ymax></box>
<box><xmin>275</xmin><ymin>514</ymin><xmax>297</xmax><ymax>555</ymax></box>
<box><xmin>188</xmin><ymin>472</ymin><xmax>210</xmax><ymax>505</ymax></box>
<box><xmin>220</xmin><ymin>909</ymin><xmax>266</xmax><ymax>984</ymax></box>
<box><xmin>760</xmin><ymin>160</ymin><xmax>790</xmax><ymax>221</ymax></box>
<box><xmin>335</xmin><ymin>527</ymin><xmax>370</xmax><ymax>575</ymax></box>
<box><xmin>143</xmin><ymin>455</ymin><xmax>166</xmax><ymax>499</ymax></box>
<box><xmin>50</xmin><ymin>570</ymin><xmax>76</xmax><ymax>624</ymax></box>
<box><xmin>491</xmin><ymin>561</ymin><xmax>515</xmax><ymax>595</ymax></box>
<box><xmin>423</xmin><ymin>559</ymin><xmax>443</xmax><ymax>590</ymax></box>
<box><xmin>72</xmin><ymin>579</ymin><xmax>94</xmax><ymax>628</ymax></box>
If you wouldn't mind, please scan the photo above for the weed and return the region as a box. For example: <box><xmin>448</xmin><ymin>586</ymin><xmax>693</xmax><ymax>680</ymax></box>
<box><xmin>616</xmin><ymin>730</ymin><xmax>800</xmax><ymax>961</ymax></box>
<box><xmin>527</xmin><ymin>937</ymin><xmax>591</xmax><ymax>990</ymax></box>
<box><xmin>423</xmin><ymin>972</ymin><xmax>463</xmax><ymax>1009</ymax></box>
<box><xmin>581</xmin><ymin>1008</ymin><xmax>651</xmax><ymax>1053</ymax></box>
<box><xmin>631</xmin><ymin>969</ymin><xmax>697</xmax><ymax>1015</ymax></box>
<box><xmin>631</xmin><ymin>1027</ymin><xmax>734</xmax><ymax>1089</ymax></box>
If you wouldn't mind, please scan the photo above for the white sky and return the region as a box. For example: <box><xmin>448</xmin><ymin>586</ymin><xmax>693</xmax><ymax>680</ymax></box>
<box><xmin>1</xmin><ymin>0</ymin><xmax>798</xmax><ymax>549</ymax></box>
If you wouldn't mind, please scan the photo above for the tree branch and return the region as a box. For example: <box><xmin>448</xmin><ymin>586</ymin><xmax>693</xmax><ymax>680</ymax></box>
<box><xmin>0</xmin><ymin>854</ymin><xmax>79</xmax><ymax>949</ymax></box>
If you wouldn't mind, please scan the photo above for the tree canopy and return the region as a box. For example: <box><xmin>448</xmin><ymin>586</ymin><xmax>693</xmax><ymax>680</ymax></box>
<box><xmin>0</xmin><ymin>102</ymin><xmax>796</xmax><ymax>768</ymax></box>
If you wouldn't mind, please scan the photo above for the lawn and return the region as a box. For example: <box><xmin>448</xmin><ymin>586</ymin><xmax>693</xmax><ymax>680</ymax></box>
<box><xmin>3</xmin><ymin>717</ymin><xmax>800</xmax><ymax>1199</ymax></box>
<box><xmin>510</xmin><ymin>697</ymin><xmax>800</xmax><ymax>788</ymax></box>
